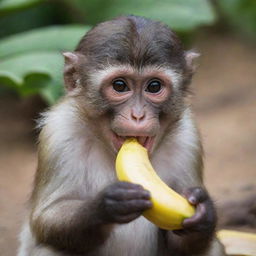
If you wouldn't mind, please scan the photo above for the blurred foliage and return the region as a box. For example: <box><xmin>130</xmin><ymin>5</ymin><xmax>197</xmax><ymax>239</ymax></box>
<box><xmin>70</xmin><ymin>0</ymin><xmax>216</xmax><ymax>31</ymax></box>
<box><xmin>218</xmin><ymin>0</ymin><xmax>256</xmax><ymax>39</ymax></box>
<box><xmin>0</xmin><ymin>26</ymin><xmax>89</xmax><ymax>104</ymax></box>
<box><xmin>0</xmin><ymin>0</ymin><xmax>43</xmax><ymax>14</ymax></box>
<box><xmin>0</xmin><ymin>0</ymin><xmax>255</xmax><ymax>104</ymax></box>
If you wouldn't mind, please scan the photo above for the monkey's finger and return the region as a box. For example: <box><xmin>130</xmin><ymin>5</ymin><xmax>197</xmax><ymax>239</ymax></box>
<box><xmin>183</xmin><ymin>187</ymin><xmax>208</xmax><ymax>205</ymax></box>
<box><xmin>115</xmin><ymin>181</ymin><xmax>144</xmax><ymax>190</ymax></box>
<box><xmin>108</xmin><ymin>199</ymin><xmax>152</xmax><ymax>214</ymax></box>
<box><xmin>124</xmin><ymin>199</ymin><xmax>153</xmax><ymax>212</ymax></box>
<box><xmin>107</xmin><ymin>188</ymin><xmax>151</xmax><ymax>201</ymax></box>
<box><xmin>182</xmin><ymin>203</ymin><xmax>206</xmax><ymax>229</ymax></box>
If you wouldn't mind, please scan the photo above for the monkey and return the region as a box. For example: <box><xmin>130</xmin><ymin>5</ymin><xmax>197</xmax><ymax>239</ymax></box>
<box><xmin>18</xmin><ymin>15</ymin><xmax>226</xmax><ymax>256</ymax></box>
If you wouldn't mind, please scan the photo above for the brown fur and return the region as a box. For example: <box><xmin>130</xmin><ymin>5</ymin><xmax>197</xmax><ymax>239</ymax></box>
<box><xmin>76</xmin><ymin>16</ymin><xmax>192</xmax><ymax>89</ymax></box>
<box><xmin>18</xmin><ymin>15</ymin><xmax>225</xmax><ymax>256</ymax></box>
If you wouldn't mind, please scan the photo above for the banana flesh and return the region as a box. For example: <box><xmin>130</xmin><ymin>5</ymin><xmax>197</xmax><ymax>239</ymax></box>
<box><xmin>115</xmin><ymin>138</ymin><xmax>195</xmax><ymax>230</ymax></box>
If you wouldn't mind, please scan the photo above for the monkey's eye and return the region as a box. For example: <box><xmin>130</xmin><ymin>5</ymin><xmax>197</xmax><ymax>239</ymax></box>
<box><xmin>146</xmin><ymin>80</ymin><xmax>162</xmax><ymax>93</ymax></box>
<box><xmin>112</xmin><ymin>79</ymin><xmax>129</xmax><ymax>93</ymax></box>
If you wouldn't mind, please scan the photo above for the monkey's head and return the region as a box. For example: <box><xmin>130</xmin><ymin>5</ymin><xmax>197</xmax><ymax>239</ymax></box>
<box><xmin>63</xmin><ymin>15</ymin><xmax>199</xmax><ymax>154</ymax></box>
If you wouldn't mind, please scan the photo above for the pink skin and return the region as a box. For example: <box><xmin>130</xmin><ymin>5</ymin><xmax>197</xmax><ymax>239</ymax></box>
<box><xmin>100</xmin><ymin>69</ymin><xmax>173</xmax><ymax>154</ymax></box>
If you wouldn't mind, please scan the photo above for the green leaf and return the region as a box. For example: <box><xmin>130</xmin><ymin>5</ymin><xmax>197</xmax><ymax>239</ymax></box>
<box><xmin>0</xmin><ymin>25</ymin><xmax>90</xmax><ymax>59</ymax></box>
<box><xmin>0</xmin><ymin>51</ymin><xmax>64</xmax><ymax>104</ymax></box>
<box><xmin>0</xmin><ymin>0</ymin><xmax>43</xmax><ymax>14</ymax></box>
<box><xmin>40</xmin><ymin>81</ymin><xmax>63</xmax><ymax>105</ymax></box>
<box><xmin>0</xmin><ymin>25</ymin><xmax>90</xmax><ymax>104</ymax></box>
<box><xmin>72</xmin><ymin>0</ymin><xmax>216</xmax><ymax>31</ymax></box>
<box><xmin>0</xmin><ymin>2</ymin><xmax>65</xmax><ymax>37</ymax></box>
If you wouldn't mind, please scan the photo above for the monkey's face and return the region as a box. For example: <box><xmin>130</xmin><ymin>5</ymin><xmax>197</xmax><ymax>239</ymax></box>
<box><xmin>86</xmin><ymin>64</ymin><xmax>185</xmax><ymax>154</ymax></box>
<box><xmin>63</xmin><ymin>16</ymin><xmax>198</xmax><ymax>155</ymax></box>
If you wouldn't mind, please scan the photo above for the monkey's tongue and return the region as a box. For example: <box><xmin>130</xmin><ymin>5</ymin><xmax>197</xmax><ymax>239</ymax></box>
<box><xmin>136</xmin><ymin>136</ymin><xmax>147</xmax><ymax>146</ymax></box>
<box><xmin>140</xmin><ymin>137</ymin><xmax>155</xmax><ymax>152</ymax></box>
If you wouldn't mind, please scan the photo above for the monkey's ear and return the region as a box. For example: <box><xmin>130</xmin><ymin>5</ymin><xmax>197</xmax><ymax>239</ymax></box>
<box><xmin>185</xmin><ymin>50</ymin><xmax>200</xmax><ymax>72</ymax></box>
<box><xmin>62</xmin><ymin>52</ymin><xmax>85</xmax><ymax>92</ymax></box>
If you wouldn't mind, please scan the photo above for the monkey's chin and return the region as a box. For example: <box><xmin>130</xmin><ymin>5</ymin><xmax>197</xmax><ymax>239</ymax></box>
<box><xmin>112</xmin><ymin>133</ymin><xmax>155</xmax><ymax>153</ymax></box>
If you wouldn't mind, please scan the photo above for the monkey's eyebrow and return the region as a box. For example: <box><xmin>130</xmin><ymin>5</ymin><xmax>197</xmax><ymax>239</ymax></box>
<box><xmin>141</xmin><ymin>66</ymin><xmax>182</xmax><ymax>89</ymax></box>
<box><xmin>88</xmin><ymin>64</ymin><xmax>182</xmax><ymax>89</ymax></box>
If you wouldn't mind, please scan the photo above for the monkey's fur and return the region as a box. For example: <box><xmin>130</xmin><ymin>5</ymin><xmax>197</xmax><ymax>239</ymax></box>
<box><xmin>18</xmin><ymin>16</ymin><xmax>226</xmax><ymax>256</ymax></box>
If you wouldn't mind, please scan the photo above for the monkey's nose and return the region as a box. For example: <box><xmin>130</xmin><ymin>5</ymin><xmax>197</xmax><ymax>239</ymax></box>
<box><xmin>131</xmin><ymin>108</ymin><xmax>146</xmax><ymax>123</ymax></box>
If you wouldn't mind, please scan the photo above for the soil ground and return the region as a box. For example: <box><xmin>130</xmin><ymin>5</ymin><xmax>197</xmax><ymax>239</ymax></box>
<box><xmin>0</xmin><ymin>33</ymin><xmax>255</xmax><ymax>255</ymax></box>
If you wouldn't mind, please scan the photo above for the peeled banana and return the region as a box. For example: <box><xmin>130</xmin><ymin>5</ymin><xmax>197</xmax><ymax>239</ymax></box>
<box><xmin>115</xmin><ymin>138</ymin><xmax>195</xmax><ymax>230</ymax></box>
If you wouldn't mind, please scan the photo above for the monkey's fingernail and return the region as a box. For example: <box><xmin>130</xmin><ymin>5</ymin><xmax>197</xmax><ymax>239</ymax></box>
<box><xmin>188</xmin><ymin>196</ymin><xmax>196</xmax><ymax>204</ymax></box>
<box><xmin>146</xmin><ymin>201</ymin><xmax>153</xmax><ymax>207</ymax></box>
<box><xmin>133</xmin><ymin>183</ymin><xmax>144</xmax><ymax>189</ymax></box>
<box><xmin>143</xmin><ymin>191</ymin><xmax>151</xmax><ymax>198</ymax></box>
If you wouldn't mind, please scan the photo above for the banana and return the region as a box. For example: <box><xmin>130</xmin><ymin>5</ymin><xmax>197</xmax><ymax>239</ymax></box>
<box><xmin>115</xmin><ymin>138</ymin><xmax>195</xmax><ymax>230</ymax></box>
<box><xmin>217</xmin><ymin>229</ymin><xmax>256</xmax><ymax>256</ymax></box>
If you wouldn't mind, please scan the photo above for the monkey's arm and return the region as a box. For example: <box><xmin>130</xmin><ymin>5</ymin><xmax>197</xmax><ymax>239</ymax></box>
<box><xmin>31</xmin><ymin>196</ymin><xmax>113</xmax><ymax>254</ymax></box>
<box><xmin>30</xmin><ymin>181</ymin><xmax>151</xmax><ymax>254</ymax></box>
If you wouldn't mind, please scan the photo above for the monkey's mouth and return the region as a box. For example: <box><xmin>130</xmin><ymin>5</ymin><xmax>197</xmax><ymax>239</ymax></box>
<box><xmin>112</xmin><ymin>133</ymin><xmax>155</xmax><ymax>152</ymax></box>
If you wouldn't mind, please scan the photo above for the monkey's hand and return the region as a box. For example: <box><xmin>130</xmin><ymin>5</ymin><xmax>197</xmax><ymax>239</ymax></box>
<box><xmin>98</xmin><ymin>181</ymin><xmax>152</xmax><ymax>224</ymax></box>
<box><xmin>181</xmin><ymin>187</ymin><xmax>216</xmax><ymax>234</ymax></box>
<box><xmin>166</xmin><ymin>187</ymin><xmax>216</xmax><ymax>255</ymax></box>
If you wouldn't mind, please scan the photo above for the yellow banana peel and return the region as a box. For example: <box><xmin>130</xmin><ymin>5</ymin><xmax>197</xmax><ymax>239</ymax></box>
<box><xmin>115</xmin><ymin>138</ymin><xmax>195</xmax><ymax>230</ymax></box>
<box><xmin>217</xmin><ymin>229</ymin><xmax>256</xmax><ymax>256</ymax></box>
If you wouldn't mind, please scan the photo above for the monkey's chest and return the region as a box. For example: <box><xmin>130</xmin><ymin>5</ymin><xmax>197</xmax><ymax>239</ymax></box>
<box><xmin>96</xmin><ymin>217</ymin><xmax>159</xmax><ymax>256</ymax></box>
